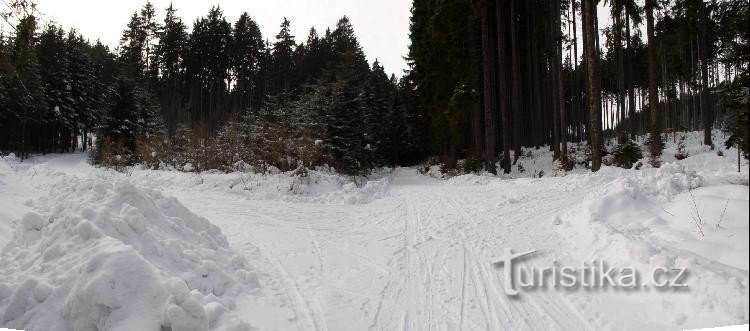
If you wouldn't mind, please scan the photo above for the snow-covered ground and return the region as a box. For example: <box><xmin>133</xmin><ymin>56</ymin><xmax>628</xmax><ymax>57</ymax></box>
<box><xmin>0</xmin><ymin>131</ymin><xmax>748</xmax><ymax>330</ymax></box>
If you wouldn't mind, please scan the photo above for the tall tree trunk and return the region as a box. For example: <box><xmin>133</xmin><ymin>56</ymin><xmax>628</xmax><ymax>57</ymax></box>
<box><xmin>526</xmin><ymin>1</ymin><xmax>537</xmax><ymax>148</ymax></box>
<box><xmin>481</xmin><ymin>1</ymin><xmax>498</xmax><ymax>174</ymax></box>
<box><xmin>615</xmin><ymin>7</ymin><xmax>626</xmax><ymax>141</ymax></box>
<box><xmin>555</xmin><ymin>0</ymin><xmax>568</xmax><ymax>160</ymax></box>
<box><xmin>625</xmin><ymin>8</ymin><xmax>636</xmax><ymax>139</ymax></box>
<box><xmin>548</xmin><ymin>0</ymin><xmax>561</xmax><ymax>160</ymax></box>
<box><xmin>510</xmin><ymin>0</ymin><xmax>523</xmax><ymax>164</ymax></box>
<box><xmin>646</xmin><ymin>0</ymin><xmax>660</xmax><ymax>132</ymax></box>
<box><xmin>582</xmin><ymin>0</ymin><xmax>602</xmax><ymax>171</ymax></box>
<box><xmin>698</xmin><ymin>4</ymin><xmax>713</xmax><ymax>146</ymax></box>
<box><xmin>532</xmin><ymin>28</ymin><xmax>544</xmax><ymax>147</ymax></box>
<box><xmin>469</xmin><ymin>17</ymin><xmax>485</xmax><ymax>158</ymax></box>
<box><xmin>572</xmin><ymin>0</ymin><xmax>581</xmax><ymax>142</ymax></box>
<box><xmin>496</xmin><ymin>0</ymin><xmax>512</xmax><ymax>173</ymax></box>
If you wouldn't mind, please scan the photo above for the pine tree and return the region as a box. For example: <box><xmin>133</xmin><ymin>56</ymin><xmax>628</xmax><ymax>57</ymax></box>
<box><xmin>156</xmin><ymin>3</ymin><xmax>188</xmax><ymax>131</ymax></box>
<box><xmin>231</xmin><ymin>12</ymin><xmax>264</xmax><ymax>111</ymax></box>
<box><xmin>140</xmin><ymin>1</ymin><xmax>160</xmax><ymax>86</ymax></box>
<box><xmin>363</xmin><ymin>60</ymin><xmax>397</xmax><ymax>166</ymax></box>
<box><xmin>120</xmin><ymin>13</ymin><xmax>146</xmax><ymax>78</ymax></box>
<box><xmin>97</xmin><ymin>76</ymin><xmax>165</xmax><ymax>164</ymax></box>
<box><xmin>66</xmin><ymin>31</ymin><xmax>99</xmax><ymax>145</ymax></box>
<box><xmin>292</xmin><ymin>17</ymin><xmax>373</xmax><ymax>175</ymax></box>
<box><xmin>296</xmin><ymin>27</ymin><xmax>326</xmax><ymax>85</ymax></box>
<box><xmin>185</xmin><ymin>6</ymin><xmax>232</xmax><ymax>131</ymax></box>
<box><xmin>272</xmin><ymin>17</ymin><xmax>296</xmax><ymax>95</ymax></box>
<box><xmin>37</xmin><ymin>23</ymin><xmax>73</xmax><ymax>144</ymax></box>
<box><xmin>11</xmin><ymin>15</ymin><xmax>46</xmax><ymax>159</ymax></box>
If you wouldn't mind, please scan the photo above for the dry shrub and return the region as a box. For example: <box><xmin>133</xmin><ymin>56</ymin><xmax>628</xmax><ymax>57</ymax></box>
<box><xmin>135</xmin><ymin>134</ymin><xmax>169</xmax><ymax>169</ymax></box>
<box><xmin>211</xmin><ymin>120</ymin><xmax>248</xmax><ymax>171</ymax></box>
<box><xmin>558</xmin><ymin>155</ymin><xmax>575</xmax><ymax>171</ymax></box>
<box><xmin>113</xmin><ymin>116</ymin><xmax>330</xmax><ymax>174</ymax></box>
<box><xmin>170</xmin><ymin>125</ymin><xmax>212</xmax><ymax>172</ymax></box>
<box><xmin>97</xmin><ymin>136</ymin><xmax>128</xmax><ymax>171</ymax></box>
<box><xmin>244</xmin><ymin>120</ymin><xmax>326</xmax><ymax>173</ymax></box>
<box><xmin>294</xmin><ymin>135</ymin><xmax>326</xmax><ymax>169</ymax></box>
<box><xmin>674</xmin><ymin>137</ymin><xmax>689</xmax><ymax>160</ymax></box>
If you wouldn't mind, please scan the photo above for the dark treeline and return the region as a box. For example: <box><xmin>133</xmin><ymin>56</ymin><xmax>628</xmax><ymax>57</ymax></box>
<box><xmin>0</xmin><ymin>5</ymin><xmax>110</xmax><ymax>158</ymax></box>
<box><xmin>0</xmin><ymin>1</ymin><xmax>429</xmax><ymax>175</ymax></box>
<box><xmin>408</xmin><ymin>0</ymin><xmax>748</xmax><ymax>173</ymax></box>
<box><xmin>1</xmin><ymin>0</ymin><xmax>747</xmax><ymax>175</ymax></box>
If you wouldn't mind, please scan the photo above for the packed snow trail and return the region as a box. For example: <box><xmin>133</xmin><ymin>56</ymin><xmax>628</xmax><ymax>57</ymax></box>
<box><xmin>1</xmin><ymin>132</ymin><xmax>747</xmax><ymax>331</ymax></box>
<box><xmin>164</xmin><ymin>169</ymin><xmax>615</xmax><ymax>330</ymax></box>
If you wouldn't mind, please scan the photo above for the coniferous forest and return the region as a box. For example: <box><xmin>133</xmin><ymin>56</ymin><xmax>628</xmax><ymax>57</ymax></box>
<box><xmin>409</xmin><ymin>0</ymin><xmax>748</xmax><ymax>173</ymax></box>
<box><xmin>0</xmin><ymin>2</ymin><xmax>749</xmax><ymax>329</ymax></box>
<box><xmin>0</xmin><ymin>0</ymin><xmax>748</xmax><ymax>175</ymax></box>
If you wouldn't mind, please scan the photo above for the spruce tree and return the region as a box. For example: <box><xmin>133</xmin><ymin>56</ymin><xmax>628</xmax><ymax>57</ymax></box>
<box><xmin>156</xmin><ymin>3</ymin><xmax>188</xmax><ymax>131</ymax></box>
<box><xmin>66</xmin><ymin>31</ymin><xmax>99</xmax><ymax>145</ymax></box>
<box><xmin>231</xmin><ymin>12</ymin><xmax>264</xmax><ymax>111</ymax></box>
<box><xmin>37</xmin><ymin>24</ymin><xmax>72</xmax><ymax>137</ymax></box>
<box><xmin>272</xmin><ymin>17</ymin><xmax>296</xmax><ymax>95</ymax></box>
<box><xmin>140</xmin><ymin>1</ymin><xmax>160</xmax><ymax>86</ymax></box>
<box><xmin>97</xmin><ymin>76</ymin><xmax>165</xmax><ymax>164</ymax></box>
<box><xmin>120</xmin><ymin>13</ymin><xmax>146</xmax><ymax>78</ymax></box>
<box><xmin>11</xmin><ymin>15</ymin><xmax>46</xmax><ymax>159</ymax></box>
<box><xmin>185</xmin><ymin>6</ymin><xmax>231</xmax><ymax>131</ymax></box>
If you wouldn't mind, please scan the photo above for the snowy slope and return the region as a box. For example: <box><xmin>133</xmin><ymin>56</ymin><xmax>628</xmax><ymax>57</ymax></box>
<box><xmin>0</xmin><ymin>154</ymin><xmax>34</xmax><ymax>249</ymax></box>
<box><xmin>0</xmin><ymin>155</ymin><xmax>254</xmax><ymax>330</ymax></box>
<box><xmin>0</xmin><ymin>131</ymin><xmax>748</xmax><ymax>330</ymax></box>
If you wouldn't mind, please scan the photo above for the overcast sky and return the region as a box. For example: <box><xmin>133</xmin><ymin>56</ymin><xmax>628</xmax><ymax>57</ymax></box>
<box><xmin>30</xmin><ymin>0</ymin><xmax>413</xmax><ymax>76</ymax></box>
<box><xmin>16</xmin><ymin>1</ymin><xmax>619</xmax><ymax>77</ymax></box>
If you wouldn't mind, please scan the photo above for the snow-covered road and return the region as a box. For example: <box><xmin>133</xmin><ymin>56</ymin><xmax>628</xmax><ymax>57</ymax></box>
<box><xmin>1</xmin><ymin>133</ymin><xmax>748</xmax><ymax>331</ymax></box>
<box><xmin>168</xmin><ymin>169</ymin><xmax>595</xmax><ymax>330</ymax></box>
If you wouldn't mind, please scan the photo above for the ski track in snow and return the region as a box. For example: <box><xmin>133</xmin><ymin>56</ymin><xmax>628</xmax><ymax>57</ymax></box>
<box><xmin>165</xmin><ymin>168</ymin><xmax>597</xmax><ymax>331</ymax></box>
<box><xmin>2</xmin><ymin>136</ymin><xmax>747</xmax><ymax>331</ymax></box>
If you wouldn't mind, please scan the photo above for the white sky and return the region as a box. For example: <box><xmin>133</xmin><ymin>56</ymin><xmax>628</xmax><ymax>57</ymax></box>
<box><xmin>30</xmin><ymin>0</ymin><xmax>413</xmax><ymax>76</ymax></box>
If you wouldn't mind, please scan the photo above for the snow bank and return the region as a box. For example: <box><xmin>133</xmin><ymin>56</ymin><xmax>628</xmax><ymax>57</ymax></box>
<box><xmin>0</xmin><ymin>154</ymin><xmax>17</xmax><ymax>246</ymax></box>
<box><xmin>127</xmin><ymin>167</ymin><xmax>393</xmax><ymax>205</ymax></box>
<box><xmin>557</xmin><ymin>159</ymin><xmax>749</xmax><ymax>328</ymax></box>
<box><xmin>0</xmin><ymin>176</ymin><xmax>256</xmax><ymax>330</ymax></box>
<box><xmin>0</xmin><ymin>154</ymin><xmax>33</xmax><ymax>249</ymax></box>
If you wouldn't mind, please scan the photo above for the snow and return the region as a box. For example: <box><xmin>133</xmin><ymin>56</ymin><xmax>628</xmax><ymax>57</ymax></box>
<box><xmin>0</xmin><ymin>130</ymin><xmax>748</xmax><ymax>330</ymax></box>
<box><xmin>126</xmin><ymin>165</ymin><xmax>393</xmax><ymax>205</ymax></box>
<box><xmin>0</xmin><ymin>156</ymin><xmax>254</xmax><ymax>330</ymax></box>
<box><xmin>558</xmin><ymin>167</ymin><xmax>748</xmax><ymax>328</ymax></box>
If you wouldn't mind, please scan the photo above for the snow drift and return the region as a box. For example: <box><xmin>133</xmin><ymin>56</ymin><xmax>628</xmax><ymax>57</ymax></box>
<box><xmin>127</xmin><ymin>166</ymin><xmax>393</xmax><ymax>205</ymax></box>
<box><xmin>0</xmin><ymin>174</ymin><xmax>256</xmax><ymax>331</ymax></box>
<box><xmin>557</xmin><ymin>160</ymin><xmax>749</xmax><ymax>328</ymax></box>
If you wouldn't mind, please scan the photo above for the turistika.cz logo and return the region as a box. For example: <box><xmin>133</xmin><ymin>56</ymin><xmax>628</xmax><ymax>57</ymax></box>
<box><xmin>492</xmin><ymin>248</ymin><xmax>688</xmax><ymax>296</ymax></box>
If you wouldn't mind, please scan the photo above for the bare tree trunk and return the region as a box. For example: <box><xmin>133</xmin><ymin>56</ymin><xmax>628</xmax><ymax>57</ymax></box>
<box><xmin>555</xmin><ymin>0</ymin><xmax>568</xmax><ymax>160</ymax></box>
<box><xmin>698</xmin><ymin>4</ymin><xmax>713</xmax><ymax>146</ymax></box>
<box><xmin>615</xmin><ymin>7</ymin><xmax>626</xmax><ymax>141</ymax></box>
<box><xmin>582</xmin><ymin>0</ymin><xmax>602</xmax><ymax>171</ymax></box>
<box><xmin>572</xmin><ymin>0</ymin><xmax>581</xmax><ymax>142</ymax></box>
<box><xmin>626</xmin><ymin>8</ymin><xmax>636</xmax><ymax>139</ymax></box>
<box><xmin>481</xmin><ymin>1</ymin><xmax>498</xmax><ymax>174</ymax></box>
<box><xmin>646</xmin><ymin>0</ymin><xmax>660</xmax><ymax>132</ymax></box>
<box><xmin>548</xmin><ymin>0</ymin><xmax>561</xmax><ymax>160</ymax></box>
<box><xmin>469</xmin><ymin>17</ymin><xmax>484</xmax><ymax>158</ymax></box>
<box><xmin>21</xmin><ymin>119</ymin><xmax>27</xmax><ymax>161</ymax></box>
<box><xmin>526</xmin><ymin>1</ymin><xmax>538</xmax><ymax>148</ymax></box>
<box><xmin>496</xmin><ymin>0</ymin><xmax>511</xmax><ymax>173</ymax></box>
<box><xmin>510</xmin><ymin>0</ymin><xmax>523</xmax><ymax>164</ymax></box>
